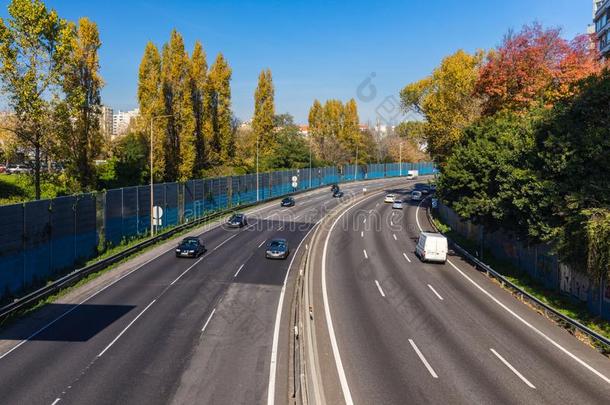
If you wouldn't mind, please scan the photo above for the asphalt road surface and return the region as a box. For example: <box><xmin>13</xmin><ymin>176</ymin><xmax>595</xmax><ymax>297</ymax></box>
<box><xmin>0</xmin><ymin>177</ymin><xmax>406</xmax><ymax>405</ymax></box>
<box><xmin>308</xmin><ymin>184</ymin><xmax>610</xmax><ymax>404</ymax></box>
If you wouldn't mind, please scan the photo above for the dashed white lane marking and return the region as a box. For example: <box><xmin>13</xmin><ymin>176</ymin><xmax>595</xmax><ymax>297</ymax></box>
<box><xmin>170</xmin><ymin>256</ymin><xmax>205</xmax><ymax>285</ymax></box>
<box><xmin>363</xmin><ymin>218</ymin><xmax>366</xmax><ymax>224</ymax></box>
<box><xmin>363</xmin><ymin>249</ymin><xmax>368</xmax><ymax>259</ymax></box>
<box><xmin>393</xmin><ymin>234</ymin><xmax>397</xmax><ymax>241</ymax></box>
<box><xmin>409</xmin><ymin>339</ymin><xmax>438</xmax><ymax>379</ymax></box>
<box><xmin>98</xmin><ymin>299</ymin><xmax>157</xmax><ymax>357</ymax></box>
<box><xmin>258</xmin><ymin>240</ymin><xmax>267</xmax><ymax>248</ymax></box>
<box><xmin>234</xmin><ymin>264</ymin><xmax>245</xmax><ymax>278</ymax></box>
<box><xmin>201</xmin><ymin>308</ymin><xmax>216</xmax><ymax>333</ymax></box>
<box><xmin>490</xmin><ymin>348</ymin><xmax>535</xmax><ymax>389</ymax></box>
<box><xmin>361</xmin><ymin>231</ymin><xmax>364</xmax><ymax>238</ymax></box>
<box><xmin>213</xmin><ymin>233</ymin><xmax>237</xmax><ymax>251</ymax></box>
<box><xmin>427</xmin><ymin>284</ymin><xmax>444</xmax><ymax>301</ymax></box>
<box><xmin>375</xmin><ymin>280</ymin><xmax>386</xmax><ymax>297</ymax></box>
<box><xmin>403</xmin><ymin>252</ymin><xmax>411</xmax><ymax>263</ymax></box>
<box><xmin>51</xmin><ymin>399</ymin><xmax>61</xmax><ymax>405</ymax></box>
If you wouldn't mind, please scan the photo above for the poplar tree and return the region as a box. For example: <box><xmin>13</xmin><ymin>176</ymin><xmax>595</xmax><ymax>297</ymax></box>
<box><xmin>308</xmin><ymin>99</ymin><xmax>323</xmax><ymax>159</ymax></box>
<box><xmin>252</xmin><ymin>68</ymin><xmax>275</xmax><ymax>152</ymax></box>
<box><xmin>190</xmin><ymin>40</ymin><xmax>208</xmax><ymax>174</ymax></box>
<box><xmin>342</xmin><ymin>99</ymin><xmax>361</xmax><ymax>163</ymax></box>
<box><xmin>208</xmin><ymin>53</ymin><xmax>233</xmax><ymax>163</ymax></box>
<box><xmin>56</xmin><ymin>17</ymin><xmax>103</xmax><ymax>189</ymax></box>
<box><xmin>137</xmin><ymin>41</ymin><xmax>164</xmax><ymax>180</ymax></box>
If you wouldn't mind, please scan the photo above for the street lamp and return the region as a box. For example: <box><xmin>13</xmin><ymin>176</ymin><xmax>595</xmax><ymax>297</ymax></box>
<box><xmin>308</xmin><ymin>134</ymin><xmax>312</xmax><ymax>188</ymax></box>
<box><xmin>256</xmin><ymin>134</ymin><xmax>260</xmax><ymax>201</ymax></box>
<box><xmin>399</xmin><ymin>141</ymin><xmax>403</xmax><ymax>176</ymax></box>
<box><xmin>150</xmin><ymin>114</ymin><xmax>172</xmax><ymax>237</ymax></box>
<box><xmin>354</xmin><ymin>141</ymin><xmax>359</xmax><ymax>182</ymax></box>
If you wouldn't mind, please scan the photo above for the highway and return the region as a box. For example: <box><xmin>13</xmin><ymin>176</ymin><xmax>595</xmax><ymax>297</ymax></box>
<box><xmin>0</xmin><ymin>177</ymin><xmax>404</xmax><ymax>405</ymax></box>
<box><xmin>307</xmin><ymin>184</ymin><xmax>610</xmax><ymax>404</ymax></box>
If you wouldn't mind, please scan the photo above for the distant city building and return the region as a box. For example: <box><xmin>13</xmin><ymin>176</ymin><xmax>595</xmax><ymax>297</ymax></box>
<box><xmin>112</xmin><ymin>108</ymin><xmax>139</xmax><ymax>139</ymax></box>
<box><xmin>594</xmin><ymin>0</ymin><xmax>610</xmax><ymax>58</ymax></box>
<box><xmin>298</xmin><ymin>125</ymin><xmax>309</xmax><ymax>136</ymax></box>
<box><xmin>100</xmin><ymin>106</ymin><xmax>113</xmax><ymax>140</ymax></box>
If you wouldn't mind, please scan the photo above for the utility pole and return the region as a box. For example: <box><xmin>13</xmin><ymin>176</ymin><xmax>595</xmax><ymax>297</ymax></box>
<box><xmin>309</xmin><ymin>134</ymin><xmax>312</xmax><ymax>189</ymax></box>
<box><xmin>354</xmin><ymin>142</ymin><xmax>359</xmax><ymax>182</ymax></box>
<box><xmin>150</xmin><ymin>114</ymin><xmax>172</xmax><ymax>237</ymax></box>
<box><xmin>399</xmin><ymin>142</ymin><xmax>403</xmax><ymax>176</ymax></box>
<box><xmin>256</xmin><ymin>135</ymin><xmax>260</xmax><ymax>201</ymax></box>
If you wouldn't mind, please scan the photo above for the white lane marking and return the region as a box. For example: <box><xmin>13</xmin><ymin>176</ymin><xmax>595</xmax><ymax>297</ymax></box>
<box><xmin>363</xmin><ymin>218</ymin><xmax>366</xmax><ymax>224</ymax></box>
<box><xmin>409</xmin><ymin>339</ymin><xmax>438</xmax><ymax>379</ymax></box>
<box><xmin>369</xmin><ymin>209</ymin><xmax>373</xmax><ymax>214</ymax></box>
<box><xmin>234</xmin><ymin>264</ymin><xmax>245</xmax><ymax>278</ymax></box>
<box><xmin>427</xmin><ymin>284</ymin><xmax>444</xmax><ymax>301</ymax></box>
<box><xmin>201</xmin><ymin>308</ymin><xmax>216</xmax><ymax>333</ymax></box>
<box><xmin>393</xmin><ymin>234</ymin><xmax>397</xmax><ymax>241</ymax></box>
<box><xmin>375</xmin><ymin>280</ymin><xmax>386</xmax><ymax>297</ymax></box>
<box><xmin>403</xmin><ymin>252</ymin><xmax>412</xmax><ymax>263</ymax></box>
<box><xmin>415</xmin><ymin>199</ymin><xmax>610</xmax><ymax>385</ymax></box>
<box><xmin>170</xmin><ymin>256</ymin><xmax>205</xmax><ymax>286</ymax></box>
<box><xmin>278</xmin><ymin>226</ymin><xmax>284</xmax><ymax>231</ymax></box>
<box><xmin>490</xmin><ymin>348</ymin><xmax>536</xmax><ymax>389</ymax></box>
<box><xmin>267</xmin><ymin>221</ymin><xmax>321</xmax><ymax>405</ymax></box>
<box><xmin>98</xmin><ymin>299</ymin><xmax>157</xmax><ymax>357</ymax></box>
<box><xmin>258</xmin><ymin>239</ymin><xmax>267</xmax><ymax>248</ymax></box>
<box><xmin>213</xmin><ymin>233</ymin><xmax>238</xmax><ymax>251</ymax></box>
<box><xmin>321</xmin><ymin>194</ymin><xmax>385</xmax><ymax>405</ymax></box>
<box><xmin>363</xmin><ymin>249</ymin><xmax>368</xmax><ymax>259</ymax></box>
<box><xmin>360</xmin><ymin>231</ymin><xmax>364</xmax><ymax>238</ymax></box>
<box><xmin>51</xmin><ymin>399</ymin><xmax>61</xmax><ymax>405</ymax></box>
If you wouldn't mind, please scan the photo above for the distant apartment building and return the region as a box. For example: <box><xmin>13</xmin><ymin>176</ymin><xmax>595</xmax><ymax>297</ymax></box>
<box><xmin>594</xmin><ymin>0</ymin><xmax>610</xmax><ymax>58</ymax></box>
<box><xmin>112</xmin><ymin>108</ymin><xmax>139</xmax><ymax>139</ymax></box>
<box><xmin>100</xmin><ymin>106</ymin><xmax>113</xmax><ymax>140</ymax></box>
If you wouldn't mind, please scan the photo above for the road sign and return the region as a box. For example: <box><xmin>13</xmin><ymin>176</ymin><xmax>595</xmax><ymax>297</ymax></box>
<box><xmin>432</xmin><ymin>198</ymin><xmax>438</xmax><ymax>208</ymax></box>
<box><xmin>153</xmin><ymin>206</ymin><xmax>164</xmax><ymax>226</ymax></box>
<box><xmin>291</xmin><ymin>181</ymin><xmax>298</xmax><ymax>188</ymax></box>
<box><xmin>291</xmin><ymin>176</ymin><xmax>298</xmax><ymax>182</ymax></box>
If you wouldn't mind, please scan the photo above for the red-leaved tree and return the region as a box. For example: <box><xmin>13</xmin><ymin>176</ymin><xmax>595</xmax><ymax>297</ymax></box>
<box><xmin>476</xmin><ymin>23</ymin><xmax>601</xmax><ymax>116</ymax></box>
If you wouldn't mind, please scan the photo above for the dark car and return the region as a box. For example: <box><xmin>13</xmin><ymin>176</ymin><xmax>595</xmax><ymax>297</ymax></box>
<box><xmin>414</xmin><ymin>183</ymin><xmax>430</xmax><ymax>195</ymax></box>
<box><xmin>330</xmin><ymin>184</ymin><xmax>340</xmax><ymax>193</ymax></box>
<box><xmin>175</xmin><ymin>237</ymin><xmax>206</xmax><ymax>258</ymax></box>
<box><xmin>281</xmin><ymin>197</ymin><xmax>295</xmax><ymax>207</ymax></box>
<box><xmin>227</xmin><ymin>213</ymin><xmax>247</xmax><ymax>228</ymax></box>
<box><xmin>265</xmin><ymin>238</ymin><xmax>289</xmax><ymax>259</ymax></box>
<box><xmin>333</xmin><ymin>190</ymin><xmax>344</xmax><ymax>198</ymax></box>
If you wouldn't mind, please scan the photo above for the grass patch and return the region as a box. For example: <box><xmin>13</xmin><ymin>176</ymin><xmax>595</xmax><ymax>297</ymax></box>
<box><xmin>431</xmin><ymin>210</ymin><xmax>610</xmax><ymax>347</ymax></box>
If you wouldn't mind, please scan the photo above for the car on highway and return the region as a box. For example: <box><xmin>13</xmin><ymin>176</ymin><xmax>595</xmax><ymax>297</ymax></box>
<box><xmin>330</xmin><ymin>184</ymin><xmax>339</xmax><ymax>193</ymax></box>
<box><xmin>414</xmin><ymin>183</ymin><xmax>430</xmax><ymax>195</ymax></box>
<box><xmin>227</xmin><ymin>213</ymin><xmax>247</xmax><ymax>228</ymax></box>
<box><xmin>411</xmin><ymin>190</ymin><xmax>423</xmax><ymax>201</ymax></box>
<box><xmin>280</xmin><ymin>196</ymin><xmax>295</xmax><ymax>207</ymax></box>
<box><xmin>430</xmin><ymin>184</ymin><xmax>437</xmax><ymax>193</ymax></box>
<box><xmin>415</xmin><ymin>232</ymin><xmax>448</xmax><ymax>263</ymax></box>
<box><xmin>333</xmin><ymin>190</ymin><xmax>344</xmax><ymax>198</ymax></box>
<box><xmin>175</xmin><ymin>236</ymin><xmax>206</xmax><ymax>258</ymax></box>
<box><xmin>265</xmin><ymin>238</ymin><xmax>289</xmax><ymax>259</ymax></box>
<box><xmin>392</xmin><ymin>200</ymin><xmax>404</xmax><ymax>209</ymax></box>
<box><xmin>384</xmin><ymin>194</ymin><xmax>396</xmax><ymax>203</ymax></box>
<box><xmin>6</xmin><ymin>164</ymin><xmax>32</xmax><ymax>175</ymax></box>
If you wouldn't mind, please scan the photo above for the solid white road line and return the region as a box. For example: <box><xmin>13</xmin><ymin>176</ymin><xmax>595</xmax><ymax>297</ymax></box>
<box><xmin>409</xmin><ymin>339</ymin><xmax>438</xmax><ymax>379</ymax></box>
<box><xmin>490</xmin><ymin>348</ymin><xmax>536</xmax><ymax>389</ymax></box>
<box><xmin>98</xmin><ymin>299</ymin><xmax>157</xmax><ymax>357</ymax></box>
<box><xmin>363</xmin><ymin>249</ymin><xmax>368</xmax><ymax>259</ymax></box>
<box><xmin>258</xmin><ymin>239</ymin><xmax>267</xmax><ymax>248</ymax></box>
<box><xmin>375</xmin><ymin>280</ymin><xmax>386</xmax><ymax>297</ymax></box>
<box><xmin>393</xmin><ymin>234</ymin><xmax>397</xmax><ymax>241</ymax></box>
<box><xmin>170</xmin><ymin>256</ymin><xmax>205</xmax><ymax>286</ymax></box>
<box><xmin>427</xmin><ymin>284</ymin><xmax>444</xmax><ymax>301</ymax></box>
<box><xmin>234</xmin><ymin>264</ymin><xmax>245</xmax><ymax>278</ymax></box>
<box><xmin>415</xmin><ymin>199</ymin><xmax>610</xmax><ymax>385</ymax></box>
<box><xmin>403</xmin><ymin>252</ymin><xmax>411</xmax><ymax>263</ymax></box>
<box><xmin>267</xmin><ymin>221</ymin><xmax>321</xmax><ymax>405</ymax></box>
<box><xmin>360</xmin><ymin>231</ymin><xmax>364</xmax><ymax>238</ymax></box>
<box><xmin>51</xmin><ymin>398</ymin><xmax>61</xmax><ymax>405</ymax></box>
<box><xmin>213</xmin><ymin>233</ymin><xmax>238</xmax><ymax>251</ymax></box>
<box><xmin>201</xmin><ymin>308</ymin><xmax>216</xmax><ymax>333</ymax></box>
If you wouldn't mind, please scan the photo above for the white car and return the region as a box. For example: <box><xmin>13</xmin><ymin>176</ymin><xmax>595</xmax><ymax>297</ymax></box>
<box><xmin>415</xmin><ymin>232</ymin><xmax>448</xmax><ymax>263</ymax></box>
<box><xmin>411</xmin><ymin>190</ymin><xmax>423</xmax><ymax>201</ymax></box>
<box><xmin>384</xmin><ymin>194</ymin><xmax>396</xmax><ymax>203</ymax></box>
<box><xmin>392</xmin><ymin>200</ymin><xmax>404</xmax><ymax>209</ymax></box>
<box><xmin>7</xmin><ymin>164</ymin><xmax>32</xmax><ymax>175</ymax></box>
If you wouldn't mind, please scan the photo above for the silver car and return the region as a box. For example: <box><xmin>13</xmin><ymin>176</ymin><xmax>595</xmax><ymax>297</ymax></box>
<box><xmin>392</xmin><ymin>200</ymin><xmax>404</xmax><ymax>209</ymax></box>
<box><xmin>265</xmin><ymin>238</ymin><xmax>289</xmax><ymax>259</ymax></box>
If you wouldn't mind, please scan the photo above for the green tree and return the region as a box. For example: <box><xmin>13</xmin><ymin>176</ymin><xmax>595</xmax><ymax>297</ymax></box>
<box><xmin>0</xmin><ymin>0</ymin><xmax>72</xmax><ymax>199</ymax></box>
<box><xmin>207</xmin><ymin>53</ymin><xmax>233</xmax><ymax>164</ymax></box>
<box><xmin>252</xmin><ymin>69</ymin><xmax>275</xmax><ymax>154</ymax></box>
<box><xmin>263</xmin><ymin>114</ymin><xmax>311</xmax><ymax>169</ymax></box>
<box><xmin>55</xmin><ymin>17</ymin><xmax>103</xmax><ymax>190</ymax></box>
<box><xmin>400</xmin><ymin>50</ymin><xmax>483</xmax><ymax>164</ymax></box>
<box><xmin>190</xmin><ymin>40</ymin><xmax>208</xmax><ymax>175</ymax></box>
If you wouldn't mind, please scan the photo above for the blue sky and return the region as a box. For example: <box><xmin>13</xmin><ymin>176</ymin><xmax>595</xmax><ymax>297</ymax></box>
<box><xmin>0</xmin><ymin>0</ymin><xmax>594</xmax><ymax>124</ymax></box>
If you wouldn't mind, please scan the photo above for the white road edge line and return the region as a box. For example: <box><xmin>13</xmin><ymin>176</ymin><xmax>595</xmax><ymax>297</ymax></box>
<box><xmin>403</xmin><ymin>252</ymin><xmax>411</xmax><ymax>263</ymax></box>
<box><xmin>98</xmin><ymin>299</ymin><xmax>157</xmax><ymax>357</ymax></box>
<box><xmin>201</xmin><ymin>308</ymin><xmax>216</xmax><ymax>333</ymax></box>
<box><xmin>234</xmin><ymin>264</ymin><xmax>245</xmax><ymax>278</ymax></box>
<box><xmin>490</xmin><ymin>348</ymin><xmax>536</xmax><ymax>389</ymax></box>
<box><xmin>213</xmin><ymin>233</ymin><xmax>237</xmax><ymax>251</ymax></box>
<box><xmin>415</xmin><ymin>199</ymin><xmax>610</xmax><ymax>385</ymax></box>
<box><xmin>427</xmin><ymin>284</ymin><xmax>444</xmax><ymax>301</ymax></box>
<box><xmin>409</xmin><ymin>339</ymin><xmax>439</xmax><ymax>379</ymax></box>
<box><xmin>170</xmin><ymin>256</ymin><xmax>205</xmax><ymax>286</ymax></box>
<box><xmin>51</xmin><ymin>398</ymin><xmax>61</xmax><ymax>405</ymax></box>
<box><xmin>267</xmin><ymin>221</ymin><xmax>321</xmax><ymax>405</ymax></box>
<box><xmin>375</xmin><ymin>280</ymin><xmax>386</xmax><ymax>297</ymax></box>
<box><xmin>363</xmin><ymin>249</ymin><xmax>368</xmax><ymax>259</ymax></box>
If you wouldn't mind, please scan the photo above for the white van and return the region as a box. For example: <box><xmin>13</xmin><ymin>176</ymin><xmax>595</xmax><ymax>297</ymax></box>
<box><xmin>415</xmin><ymin>232</ymin><xmax>448</xmax><ymax>263</ymax></box>
<box><xmin>407</xmin><ymin>170</ymin><xmax>418</xmax><ymax>179</ymax></box>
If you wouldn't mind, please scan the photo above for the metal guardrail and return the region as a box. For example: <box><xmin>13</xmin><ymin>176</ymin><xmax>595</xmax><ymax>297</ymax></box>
<box><xmin>425</xmin><ymin>204</ymin><xmax>610</xmax><ymax>352</ymax></box>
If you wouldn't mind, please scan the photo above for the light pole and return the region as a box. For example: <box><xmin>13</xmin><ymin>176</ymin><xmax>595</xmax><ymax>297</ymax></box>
<box><xmin>354</xmin><ymin>142</ymin><xmax>359</xmax><ymax>182</ymax></box>
<box><xmin>399</xmin><ymin>141</ymin><xmax>403</xmax><ymax>176</ymax></box>
<box><xmin>308</xmin><ymin>134</ymin><xmax>312</xmax><ymax>189</ymax></box>
<box><xmin>150</xmin><ymin>114</ymin><xmax>172</xmax><ymax>237</ymax></box>
<box><xmin>256</xmin><ymin>135</ymin><xmax>260</xmax><ymax>201</ymax></box>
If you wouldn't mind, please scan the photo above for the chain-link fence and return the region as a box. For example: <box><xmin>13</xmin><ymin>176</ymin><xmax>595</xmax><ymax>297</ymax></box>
<box><xmin>0</xmin><ymin>162</ymin><xmax>436</xmax><ymax>301</ymax></box>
